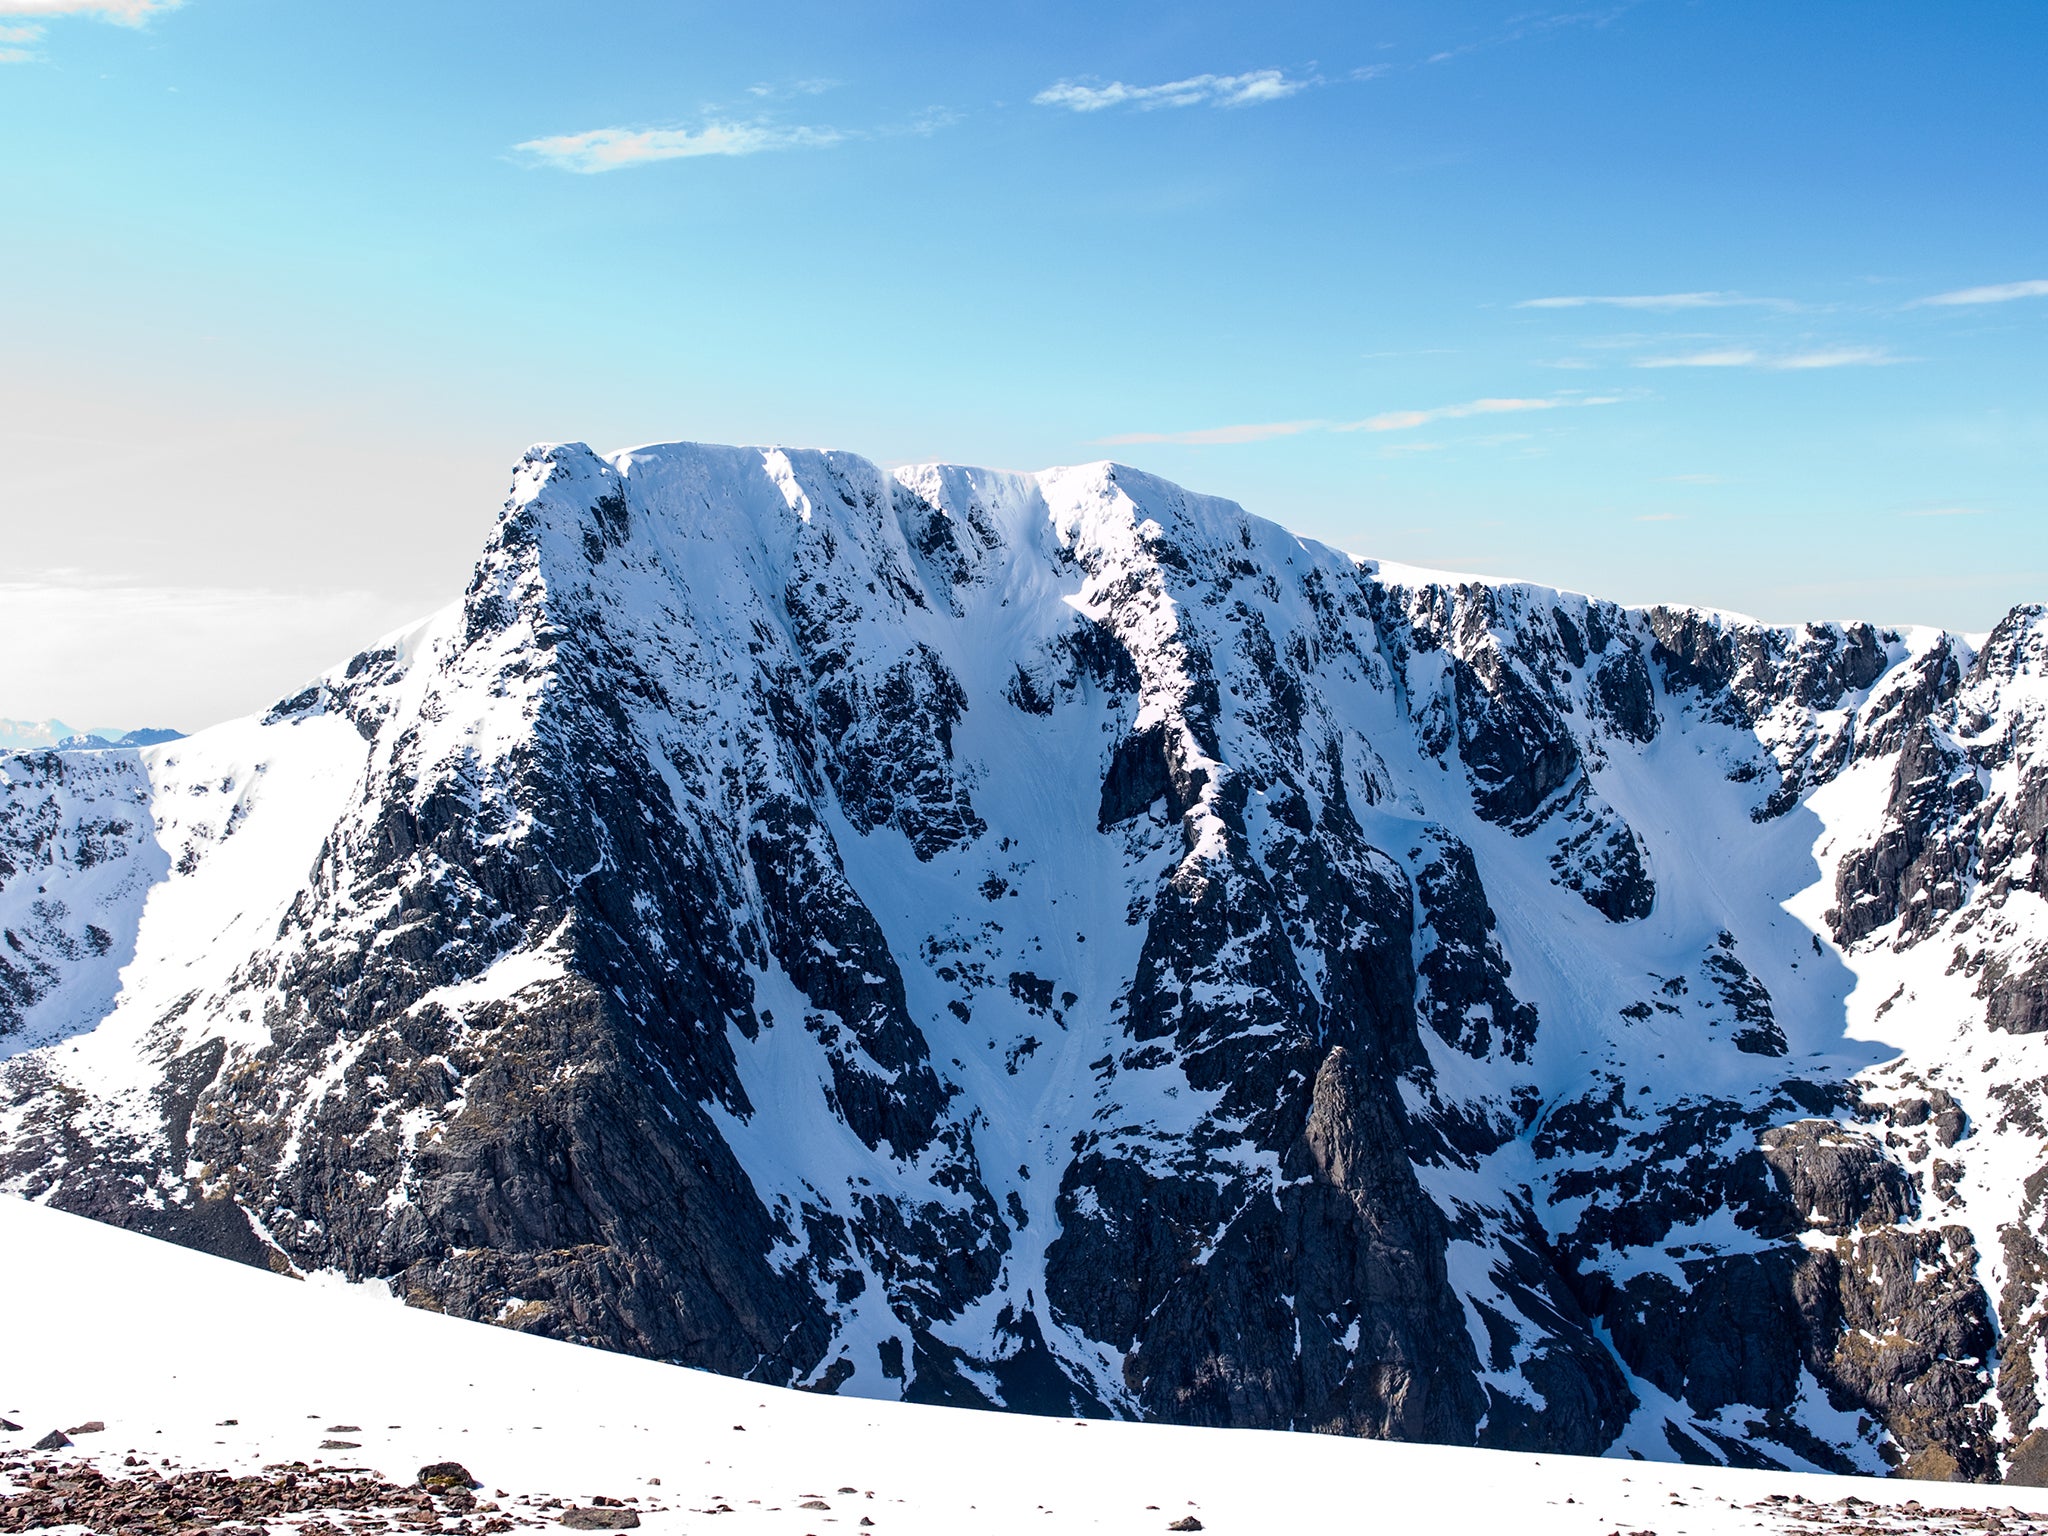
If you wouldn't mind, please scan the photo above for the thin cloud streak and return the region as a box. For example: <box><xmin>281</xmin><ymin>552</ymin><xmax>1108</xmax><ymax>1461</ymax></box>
<box><xmin>1096</xmin><ymin>393</ymin><xmax>1623</xmax><ymax>445</ymax></box>
<box><xmin>1915</xmin><ymin>279</ymin><xmax>2048</xmax><ymax>307</ymax></box>
<box><xmin>1094</xmin><ymin>420</ymin><xmax>1324</xmax><ymax>447</ymax></box>
<box><xmin>746</xmin><ymin>78</ymin><xmax>836</xmax><ymax>99</ymax></box>
<box><xmin>1518</xmin><ymin>292</ymin><xmax>1793</xmax><ymax>311</ymax></box>
<box><xmin>1900</xmin><ymin>507</ymin><xmax>1987</xmax><ymax>518</ymax></box>
<box><xmin>515</xmin><ymin>121</ymin><xmax>845</xmax><ymax>173</ymax></box>
<box><xmin>1034</xmin><ymin>69</ymin><xmax>1309</xmax><ymax>112</ymax></box>
<box><xmin>1635</xmin><ymin>346</ymin><xmax>1896</xmax><ymax>370</ymax></box>
<box><xmin>1336</xmin><ymin>394</ymin><xmax>1620</xmax><ymax>433</ymax></box>
<box><xmin>0</xmin><ymin>0</ymin><xmax>177</xmax><ymax>18</ymax></box>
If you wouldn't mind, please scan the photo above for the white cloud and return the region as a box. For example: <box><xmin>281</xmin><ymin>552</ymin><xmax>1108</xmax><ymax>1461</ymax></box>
<box><xmin>514</xmin><ymin>121</ymin><xmax>844</xmax><ymax>173</ymax></box>
<box><xmin>1518</xmin><ymin>292</ymin><xmax>1792</xmax><ymax>310</ymax></box>
<box><xmin>1900</xmin><ymin>507</ymin><xmax>1987</xmax><ymax>518</ymax></box>
<box><xmin>1772</xmin><ymin>346</ymin><xmax>1898</xmax><ymax>369</ymax></box>
<box><xmin>1336</xmin><ymin>394</ymin><xmax>1620</xmax><ymax>433</ymax></box>
<box><xmin>1914</xmin><ymin>278</ymin><xmax>2048</xmax><ymax>307</ymax></box>
<box><xmin>0</xmin><ymin>0</ymin><xmax>178</xmax><ymax>20</ymax></box>
<box><xmin>1635</xmin><ymin>347</ymin><xmax>1760</xmax><ymax>368</ymax></box>
<box><xmin>746</xmin><ymin>78</ymin><xmax>836</xmax><ymax>99</ymax></box>
<box><xmin>0</xmin><ymin>0</ymin><xmax>170</xmax><ymax>58</ymax></box>
<box><xmin>1097</xmin><ymin>396</ymin><xmax>1622</xmax><ymax>444</ymax></box>
<box><xmin>1094</xmin><ymin>420</ymin><xmax>1323</xmax><ymax>447</ymax></box>
<box><xmin>1635</xmin><ymin>345</ymin><xmax>1896</xmax><ymax>370</ymax></box>
<box><xmin>1034</xmin><ymin>69</ymin><xmax>1310</xmax><ymax>112</ymax></box>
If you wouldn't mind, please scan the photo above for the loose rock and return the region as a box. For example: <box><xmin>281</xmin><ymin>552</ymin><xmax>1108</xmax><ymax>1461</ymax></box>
<box><xmin>559</xmin><ymin>1507</ymin><xmax>641</xmax><ymax>1529</ymax></box>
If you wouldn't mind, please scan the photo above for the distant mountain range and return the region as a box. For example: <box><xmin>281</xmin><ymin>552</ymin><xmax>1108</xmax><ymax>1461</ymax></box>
<box><xmin>3</xmin><ymin>439</ymin><xmax>2046</xmax><ymax>1482</ymax></box>
<box><xmin>0</xmin><ymin>719</ymin><xmax>185</xmax><ymax>751</ymax></box>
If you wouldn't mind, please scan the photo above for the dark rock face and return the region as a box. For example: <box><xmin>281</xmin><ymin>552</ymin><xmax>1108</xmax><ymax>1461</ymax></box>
<box><xmin>1984</xmin><ymin>955</ymin><xmax>2048</xmax><ymax>1035</ymax></box>
<box><xmin>1831</xmin><ymin>721</ymin><xmax>1984</xmax><ymax>945</ymax></box>
<box><xmin>1413</xmin><ymin>838</ymin><xmax>1539</xmax><ymax>1063</ymax></box>
<box><xmin>1606</xmin><ymin>1251</ymin><xmax>1806</xmax><ymax>1414</ymax></box>
<box><xmin>1797</xmin><ymin>1226</ymin><xmax>1999</xmax><ymax>1481</ymax></box>
<box><xmin>2</xmin><ymin>441</ymin><xmax>2044</xmax><ymax>1480</ymax></box>
<box><xmin>1098</xmin><ymin>724</ymin><xmax>1172</xmax><ymax>830</ymax></box>
<box><xmin>1762</xmin><ymin>1122</ymin><xmax>1918</xmax><ymax>1232</ymax></box>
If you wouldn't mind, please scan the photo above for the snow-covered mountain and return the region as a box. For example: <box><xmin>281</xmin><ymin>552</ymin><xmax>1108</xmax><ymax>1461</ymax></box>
<box><xmin>0</xmin><ymin>719</ymin><xmax>183</xmax><ymax>751</ymax></box>
<box><xmin>3</xmin><ymin>441</ymin><xmax>2045</xmax><ymax>1481</ymax></box>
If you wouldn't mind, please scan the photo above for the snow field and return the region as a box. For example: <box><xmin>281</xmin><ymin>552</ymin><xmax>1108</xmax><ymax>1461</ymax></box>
<box><xmin>6</xmin><ymin>1196</ymin><xmax>2048</xmax><ymax>1536</ymax></box>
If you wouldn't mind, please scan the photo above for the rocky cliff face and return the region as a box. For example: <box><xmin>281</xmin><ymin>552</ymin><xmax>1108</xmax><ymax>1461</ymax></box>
<box><xmin>4</xmin><ymin>441</ymin><xmax>2046</xmax><ymax>1478</ymax></box>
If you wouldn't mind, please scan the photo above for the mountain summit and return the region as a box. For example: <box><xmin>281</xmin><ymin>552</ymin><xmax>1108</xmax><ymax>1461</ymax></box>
<box><xmin>4</xmin><ymin>441</ymin><xmax>2045</xmax><ymax>1479</ymax></box>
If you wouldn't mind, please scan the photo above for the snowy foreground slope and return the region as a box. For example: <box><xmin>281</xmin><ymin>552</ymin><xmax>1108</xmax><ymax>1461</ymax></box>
<box><xmin>8</xmin><ymin>1194</ymin><xmax>2048</xmax><ymax>1536</ymax></box>
<box><xmin>5</xmin><ymin>441</ymin><xmax>2048</xmax><ymax>1480</ymax></box>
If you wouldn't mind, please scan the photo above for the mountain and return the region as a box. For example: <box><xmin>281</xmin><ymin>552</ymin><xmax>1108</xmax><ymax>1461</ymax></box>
<box><xmin>0</xmin><ymin>720</ymin><xmax>185</xmax><ymax>752</ymax></box>
<box><xmin>13</xmin><ymin>1193</ymin><xmax>2048</xmax><ymax>1536</ymax></box>
<box><xmin>2</xmin><ymin>440</ymin><xmax>2045</xmax><ymax>1481</ymax></box>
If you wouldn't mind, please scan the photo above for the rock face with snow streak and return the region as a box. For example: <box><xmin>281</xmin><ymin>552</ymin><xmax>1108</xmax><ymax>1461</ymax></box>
<box><xmin>3</xmin><ymin>441</ymin><xmax>2047</xmax><ymax>1478</ymax></box>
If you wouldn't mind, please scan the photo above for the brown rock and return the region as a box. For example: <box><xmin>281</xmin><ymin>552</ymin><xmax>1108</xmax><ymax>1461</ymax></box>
<box><xmin>559</xmin><ymin>1507</ymin><xmax>641</xmax><ymax>1529</ymax></box>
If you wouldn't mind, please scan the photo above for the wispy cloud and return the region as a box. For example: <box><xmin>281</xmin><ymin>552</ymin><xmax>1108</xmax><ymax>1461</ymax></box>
<box><xmin>1096</xmin><ymin>392</ymin><xmax>1624</xmax><ymax>447</ymax></box>
<box><xmin>1635</xmin><ymin>513</ymin><xmax>1686</xmax><ymax>523</ymax></box>
<box><xmin>1094</xmin><ymin>419</ymin><xmax>1323</xmax><ymax>446</ymax></box>
<box><xmin>1336</xmin><ymin>393</ymin><xmax>1620</xmax><ymax>433</ymax></box>
<box><xmin>1913</xmin><ymin>278</ymin><xmax>2048</xmax><ymax>307</ymax></box>
<box><xmin>514</xmin><ymin>121</ymin><xmax>845</xmax><ymax>173</ymax></box>
<box><xmin>1662</xmin><ymin>473</ymin><xmax>1723</xmax><ymax>484</ymax></box>
<box><xmin>746</xmin><ymin>78</ymin><xmax>836</xmax><ymax>100</ymax></box>
<box><xmin>1635</xmin><ymin>345</ymin><xmax>1897</xmax><ymax>370</ymax></box>
<box><xmin>1900</xmin><ymin>506</ymin><xmax>1987</xmax><ymax>518</ymax></box>
<box><xmin>0</xmin><ymin>0</ymin><xmax>179</xmax><ymax>18</ymax></box>
<box><xmin>0</xmin><ymin>0</ymin><xmax>176</xmax><ymax>59</ymax></box>
<box><xmin>1034</xmin><ymin>69</ymin><xmax>1310</xmax><ymax>113</ymax></box>
<box><xmin>1518</xmin><ymin>291</ymin><xmax>1793</xmax><ymax>311</ymax></box>
<box><xmin>1424</xmin><ymin>6</ymin><xmax>1631</xmax><ymax>65</ymax></box>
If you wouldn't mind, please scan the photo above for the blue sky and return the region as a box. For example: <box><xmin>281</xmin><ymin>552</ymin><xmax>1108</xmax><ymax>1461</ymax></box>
<box><xmin>3</xmin><ymin>0</ymin><xmax>2045</xmax><ymax>727</ymax></box>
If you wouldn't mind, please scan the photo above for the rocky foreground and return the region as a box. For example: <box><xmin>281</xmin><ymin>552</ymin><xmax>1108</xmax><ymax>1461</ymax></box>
<box><xmin>10</xmin><ymin>1443</ymin><xmax>2048</xmax><ymax>1536</ymax></box>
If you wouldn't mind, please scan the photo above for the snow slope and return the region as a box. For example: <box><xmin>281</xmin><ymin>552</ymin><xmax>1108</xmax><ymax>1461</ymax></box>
<box><xmin>7</xmin><ymin>1192</ymin><xmax>2047</xmax><ymax>1536</ymax></box>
